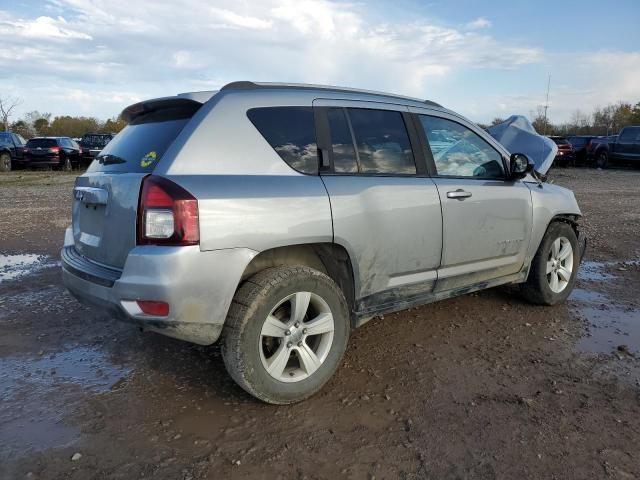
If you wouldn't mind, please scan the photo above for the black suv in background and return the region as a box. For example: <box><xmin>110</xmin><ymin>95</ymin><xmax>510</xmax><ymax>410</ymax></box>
<box><xmin>0</xmin><ymin>131</ymin><xmax>27</xmax><ymax>172</ymax></box>
<box><xmin>79</xmin><ymin>133</ymin><xmax>114</xmax><ymax>164</ymax></box>
<box><xmin>567</xmin><ymin>135</ymin><xmax>598</xmax><ymax>165</ymax></box>
<box><xmin>24</xmin><ymin>137</ymin><xmax>81</xmax><ymax>171</ymax></box>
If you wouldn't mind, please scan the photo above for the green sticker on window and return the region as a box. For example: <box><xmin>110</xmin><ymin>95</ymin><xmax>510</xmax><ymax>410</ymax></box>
<box><xmin>140</xmin><ymin>151</ymin><xmax>157</xmax><ymax>168</ymax></box>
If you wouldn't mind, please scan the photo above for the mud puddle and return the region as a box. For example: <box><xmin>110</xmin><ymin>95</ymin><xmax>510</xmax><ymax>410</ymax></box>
<box><xmin>570</xmin><ymin>260</ymin><xmax>640</xmax><ymax>355</ymax></box>
<box><xmin>0</xmin><ymin>254</ymin><xmax>54</xmax><ymax>283</ymax></box>
<box><xmin>578</xmin><ymin>260</ymin><xmax>616</xmax><ymax>282</ymax></box>
<box><xmin>0</xmin><ymin>346</ymin><xmax>132</xmax><ymax>454</ymax></box>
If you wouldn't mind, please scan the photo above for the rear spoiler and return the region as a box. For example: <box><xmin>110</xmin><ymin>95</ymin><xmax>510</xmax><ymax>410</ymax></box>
<box><xmin>121</xmin><ymin>97</ymin><xmax>204</xmax><ymax>123</ymax></box>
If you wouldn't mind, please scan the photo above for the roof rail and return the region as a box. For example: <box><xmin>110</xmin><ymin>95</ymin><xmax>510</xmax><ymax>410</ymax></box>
<box><xmin>221</xmin><ymin>81</ymin><xmax>442</xmax><ymax>108</ymax></box>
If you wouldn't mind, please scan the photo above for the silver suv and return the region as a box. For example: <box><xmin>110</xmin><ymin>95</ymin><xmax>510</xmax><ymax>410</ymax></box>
<box><xmin>62</xmin><ymin>81</ymin><xmax>586</xmax><ymax>404</ymax></box>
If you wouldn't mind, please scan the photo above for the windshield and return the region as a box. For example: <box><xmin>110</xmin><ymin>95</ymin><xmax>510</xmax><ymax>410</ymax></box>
<box><xmin>551</xmin><ymin>137</ymin><xmax>570</xmax><ymax>145</ymax></box>
<box><xmin>81</xmin><ymin>134</ymin><xmax>112</xmax><ymax>148</ymax></box>
<box><xmin>26</xmin><ymin>138</ymin><xmax>57</xmax><ymax>148</ymax></box>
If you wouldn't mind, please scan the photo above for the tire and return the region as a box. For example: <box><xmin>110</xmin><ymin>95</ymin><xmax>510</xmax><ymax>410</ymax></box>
<box><xmin>61</xmin><ymin>156</ymin><xmax>72</xmax><ymax>172</ymax></box>
<box><xmin>0</xmin><ymin>152</ymin><xmax>11</xmax><ymax>172</ymax></box>
<box><xmin>595</xmin><ymin>151</ymin><xmax>608</xmax><ymax>169</ymax></box>
<box><xmin>521</xmin><ymin>222</ymin><xmax>580</xmax><ymax>305</ymax></box>
<box><xmin>222</xmin><ymin>266</ymin><xmax>350</xmax><ymax>404</ymax></box>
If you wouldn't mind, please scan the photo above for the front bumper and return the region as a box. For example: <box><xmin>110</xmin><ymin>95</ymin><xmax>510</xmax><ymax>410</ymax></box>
<box><xmin>61</xmin><ymin>229</ymin><xmax>257</xmax><ymax>345</ymax></box>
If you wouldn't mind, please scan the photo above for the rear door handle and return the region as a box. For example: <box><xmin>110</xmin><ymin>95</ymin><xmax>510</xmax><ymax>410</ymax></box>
<box><xmin>446</xmin><ymin>189</ymin><xmax>472</xmax><ymax>200</ymax></box>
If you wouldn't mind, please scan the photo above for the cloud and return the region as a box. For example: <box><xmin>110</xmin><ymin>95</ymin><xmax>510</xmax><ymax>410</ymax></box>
<box><xmin>209</xmin><ymin>7</ymin><xmax>273</xmax><ymax>29</ymax></box>
<box><xmin>0</xmin><ymin>15</ymin><xmax>91</xmax><ymax>40</ymax></box>
<box><xmin>1</xmin><ymin>0</ymin><xmax>636</xmax><ymax>123</ymax></box>
<box><xmin>466</xmin><ymin>17</ymin><xmax>491</xmax><ymax>30</ymax></box>
<box><xmin>2</xmin><ymin>0</ymin><xmax>544</xmax><ymax>121</ymax></box>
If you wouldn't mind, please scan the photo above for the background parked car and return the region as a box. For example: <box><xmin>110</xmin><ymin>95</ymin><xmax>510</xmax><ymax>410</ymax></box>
<box><xmin>79</xmin><ymin>133</ymin><xmax>114</xmax><ymax>164</ymax></box>
<box><xmin>591</xmin><ymin>127</ymin><xmax>640</xmax><ymax>168</ymax></box>
<box><xmin>0</xmin><ymin>131</ymin><xmax>27</xmax><ymax>172</ymax></box>
<box><xmin>567</xmin><ymin>135</ymin><xmax>598</xmax><ymax>165</ymax></box>
<box><xmin>24</xmin><ymin>137</ymin><xmax>81</xmax><ymax>171</ymax></box>
<box><xmin>548</xmin><ymin>136</ymin><xmax>574</xmax><ymax>167</ymax></box>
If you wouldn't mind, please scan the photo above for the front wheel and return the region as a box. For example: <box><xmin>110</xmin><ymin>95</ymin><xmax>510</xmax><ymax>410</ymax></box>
<box><xmin>61</xmin><ymin>157</ymin><xmax>73</xmax><ymax>172</ymax></box>
<box><xmin>0</xmin><ymin>152</ymin><xmax>11</xmax><ymax>172</ymax></box>
<box><xmin>222</xmin><ymin>266</ymin><xmax>350</xmax><ymax>404</ymax></box>
<box><xmin>521</xmin><ymin>222</ymin><xmax>580</xmax><ymax>305</ymax></box>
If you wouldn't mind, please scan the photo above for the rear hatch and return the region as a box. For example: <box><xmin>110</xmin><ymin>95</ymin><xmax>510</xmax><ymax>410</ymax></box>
<box><xmin>72</xmin><ymin>99</ymin><xmax>202</xmax><ymax>269</ymax></box>
<box><xmin>26</xmin><ymin>138</ymin><xmax>58</xmax><ymax>159</ymax></box>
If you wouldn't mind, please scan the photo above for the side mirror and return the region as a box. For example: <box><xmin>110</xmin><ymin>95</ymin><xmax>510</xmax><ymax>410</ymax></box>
<box><xmin>509</xmin><ymin>153</ymin><xmax>533</xmax><ymax>179</ymax></box>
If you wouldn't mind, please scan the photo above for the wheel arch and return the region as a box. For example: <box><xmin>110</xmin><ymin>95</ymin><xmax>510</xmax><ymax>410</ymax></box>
<box><xmin>524</xmin><ymin>213</ymin><xmax>583</xmax><ymax>279</ymax></box>
<box><xmin>239</xmin><ymin>243</ymin><xmax>357</xmax><ymax>325</ymax></box>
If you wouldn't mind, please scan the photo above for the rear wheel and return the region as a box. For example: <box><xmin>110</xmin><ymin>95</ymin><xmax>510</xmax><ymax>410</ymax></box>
<box><xmin>595</xmin><ymin>151</ymin><xmax>608</xmax><ymax>169</ymax></box>
<box><xmin>61</xmin><ymin>156</ymin><xmax>73</xmax><ymax>172</ymax></box>
<box><xmin>222</xmin><ymin>266</ymin><xmax>350</xmax><ymax>404</ymax></box>
<box><xmin>0</xmin><ymin>152</ymin><xmax>11</xmax><ymax>172</ymax></box>
<box><xmin>521</xmin><ymin>222</ymin><xmax>579</xmax><ymax>305</ymax></box>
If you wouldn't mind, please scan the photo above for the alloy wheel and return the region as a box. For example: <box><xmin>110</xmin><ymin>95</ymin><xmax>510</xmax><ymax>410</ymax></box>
<box><xmin>546</xmin><ymin>236</ymin><xmax>574</xmax><ymax>293</ymax></box>
<box><xmin>259</xmin><ymin>292</ymin><xmax>335</xmax><ymax>383</ymax></box>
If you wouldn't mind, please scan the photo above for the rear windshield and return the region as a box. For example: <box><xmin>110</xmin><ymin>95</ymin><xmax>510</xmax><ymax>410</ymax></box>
<box><xmin>87</xmin><ymin>107</ymin><xmax>197</xmax><ymax>173</ymax></box>
<box><xmin>568</xmin><ymin>137</ymin><xmax>588</xmax><ymax>146</ymax></box>
<box><xmin>81</xmin><ymin>134</ymin><xmax>112</xmax><ymax>148</ymax></box>
<box><xmin>26</xmin><ymin>138</ymin><xmax>57</xmax><ymax>148</ymax></box>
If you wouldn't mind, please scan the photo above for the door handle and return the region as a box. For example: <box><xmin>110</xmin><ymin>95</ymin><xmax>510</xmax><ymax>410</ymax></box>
<box><xmin>446</xmin><ymin>189</ymin><xmax>472</xmax><ymax>200</ymax></box>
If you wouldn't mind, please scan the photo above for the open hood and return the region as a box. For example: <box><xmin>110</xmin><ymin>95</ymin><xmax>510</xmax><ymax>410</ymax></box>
<box><xmin>487</xmin><ymin>115</ymin><xmax>557</xmax><ymax>175</ymax></box>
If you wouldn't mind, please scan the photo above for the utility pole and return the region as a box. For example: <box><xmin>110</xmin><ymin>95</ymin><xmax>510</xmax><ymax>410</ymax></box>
<box><xmin>543</xmin><ymin>74</ymin><xmax>551</xmax><ymax>135</ymax></box>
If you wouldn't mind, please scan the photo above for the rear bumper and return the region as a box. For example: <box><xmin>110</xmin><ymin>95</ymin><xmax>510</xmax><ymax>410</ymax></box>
<box><xmin>24</xmin><ymin>156</ymin><xmax>62</xmax><ymax>167</ymax></box>
<box><xmin>61</xmin><ymin>229</ymin><xmax>257</xmax><ymax>345</ymax></box>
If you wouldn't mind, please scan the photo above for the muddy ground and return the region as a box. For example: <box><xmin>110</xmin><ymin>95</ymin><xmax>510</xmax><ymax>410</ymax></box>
<box><xmin>1</xmin><ymin>168</ymin><xmax>639</xmax><ymax>480</ymax></box>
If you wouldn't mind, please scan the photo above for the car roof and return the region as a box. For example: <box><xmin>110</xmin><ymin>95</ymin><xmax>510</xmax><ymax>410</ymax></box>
<box><xmin>217</xmin><ymin>81</ymin><xmax>443</xmax><ymax>108</ymax></box>
<box><xmin>28</xmin><ymin>136</ymin><xmax>70</xmax><ymax>140</ymax></box>
<box><xmin>130</xmin><ymin>81</ymin><xmax>443</xmax><ymax>113</ymax></box>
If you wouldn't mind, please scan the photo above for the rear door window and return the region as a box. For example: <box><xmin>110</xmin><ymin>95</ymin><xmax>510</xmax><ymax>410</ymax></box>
<box><xmin>87</xmin><ymin>107</ymin><xmax>197</xmax><ymax>173</ymax></box>
<box><xmin>327</xmin><ymin>108</ymin><xmax>358</xmax><ymax>173</ymax></box>
<box><xmin>347</xmin><ymin>108</ymin><xmax>416</xmax><ymax>175</ymax></box>
<box><xmin>247</xmin><ymin>107</ymin><xmax>318</xmax><ymax>174</ymax></box>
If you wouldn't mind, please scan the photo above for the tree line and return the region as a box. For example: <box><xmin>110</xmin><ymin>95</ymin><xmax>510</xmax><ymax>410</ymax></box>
<box><xmin>1</xmin><ymin>95</ymin><xmax>127</xmax><ymax>139</ymax></box>
<box><xmin>479</xmin><ymin>101</ymin><xmax>640</xmax><ymax>137</ymax></box>
<box><xmin>2</xmin><ymin>95</ymin><xmax>639</xmax><ymax>140</ymax></box>
<box><xmin>9</xmin><ymin>111</ymin><xmax>127</xmax><ymax>139</ymax></box>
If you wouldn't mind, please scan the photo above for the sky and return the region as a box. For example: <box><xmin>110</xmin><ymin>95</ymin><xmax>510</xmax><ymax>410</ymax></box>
<box><xmin>1</xmin><ymin>0</ymin><xmax>639</xmax><ymax>124</ymax></box>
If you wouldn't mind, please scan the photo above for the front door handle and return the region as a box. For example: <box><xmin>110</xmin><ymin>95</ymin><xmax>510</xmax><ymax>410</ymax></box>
<box><xmin>446</xmin><ymin>189</ymin><xmax>472</xmax><ymax>200</ymax></box>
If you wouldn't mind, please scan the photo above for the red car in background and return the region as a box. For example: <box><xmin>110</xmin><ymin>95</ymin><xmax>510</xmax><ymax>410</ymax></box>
<box><xmin>548</xmin><ymin>136</ymin><xmax>574</xmax><ymax>167</ymax></box>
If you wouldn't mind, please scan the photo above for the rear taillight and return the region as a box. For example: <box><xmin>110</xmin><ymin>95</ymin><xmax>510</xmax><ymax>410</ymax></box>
<box><xmin>137</xmin><ymin>175</ymin><xmax>199</xmax><ymax>246</ymax></box>
<box><xmin>49</xmin><ymin>146</ymin><xmax>60</xmax><ymax>153</ymax></box>
<box><xmin>136</xmin><ymin>300</ymin><xmax>169</xmax><ymax>316</ymax></box>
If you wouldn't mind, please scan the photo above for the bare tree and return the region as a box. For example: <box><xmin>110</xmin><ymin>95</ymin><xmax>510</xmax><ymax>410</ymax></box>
<box><xmin>0</xmin><ymin>95</ymin><xmax>22</xmax><ymax>131</ymax></box>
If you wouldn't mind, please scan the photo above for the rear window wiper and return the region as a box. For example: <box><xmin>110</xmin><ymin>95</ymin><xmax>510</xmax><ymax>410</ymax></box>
<box><xmin>97</xmin><ymin>154</ymin><xmax>127</xmax><ymax>165</ymax></box>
